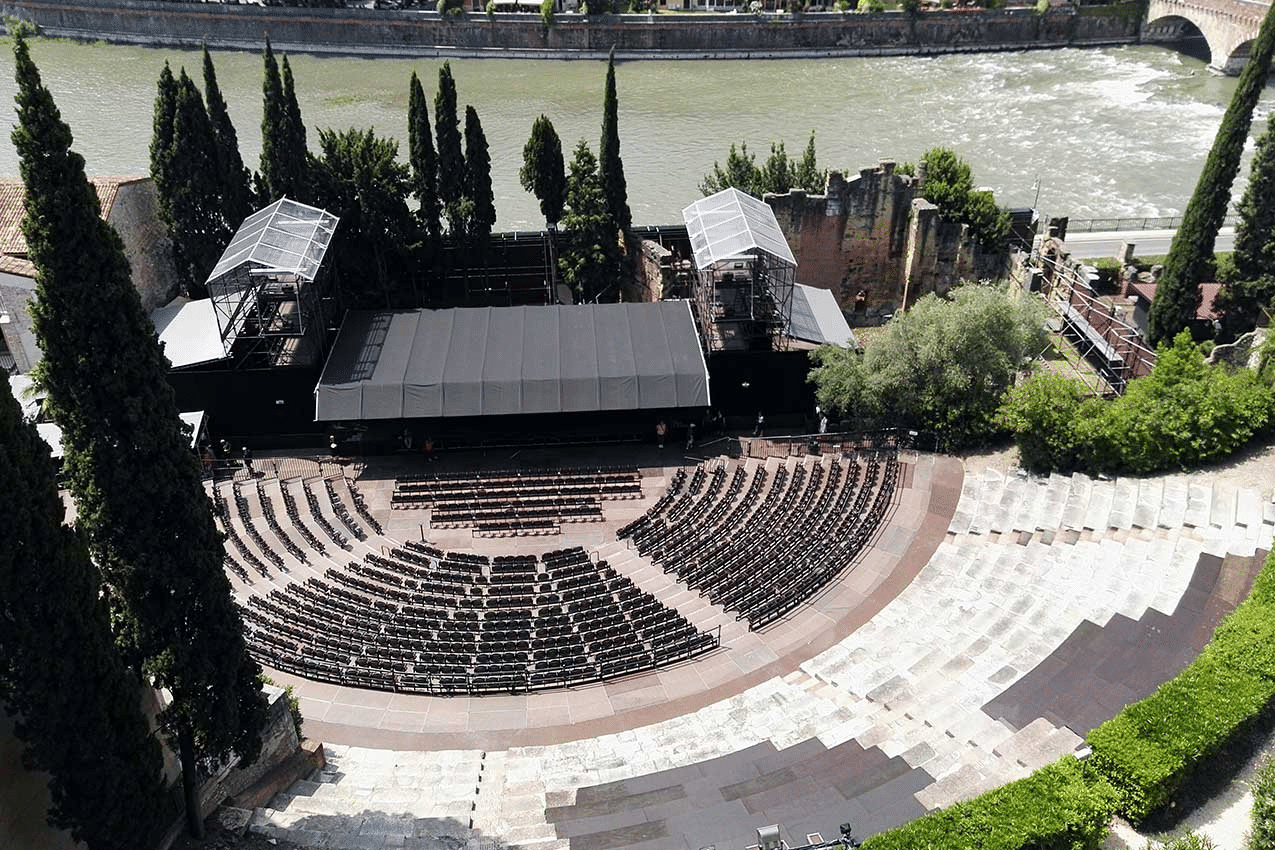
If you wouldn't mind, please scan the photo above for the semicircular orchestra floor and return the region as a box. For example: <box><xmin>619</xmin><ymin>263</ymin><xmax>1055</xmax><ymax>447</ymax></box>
<box><xmin>222</xmin><ymin>445</ymin><xmax>1275</xmax><ymax>850</ymax></box>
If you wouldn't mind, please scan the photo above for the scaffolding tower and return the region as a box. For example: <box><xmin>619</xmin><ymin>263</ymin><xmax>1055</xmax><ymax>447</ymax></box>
<box><xmin>681</xmin><ymin>189</ymin><xmax>797</xmax><ymax>352</ymax></box>
<box><xmin>205</xmin><ymin>198</ymin><xmax>339</xmax><ymax>369</ymax></box>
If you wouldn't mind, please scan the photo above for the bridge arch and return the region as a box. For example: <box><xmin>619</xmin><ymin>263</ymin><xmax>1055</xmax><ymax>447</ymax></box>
<box><xmin>1143</xmin><ymin>12</ymin><xmax>1212</xmax><ymax>64</ymax></box>
<box><xmin>1143</xmin><ymin>0</ymin><xmax>1269</xmax><ymax>75</ymax></box>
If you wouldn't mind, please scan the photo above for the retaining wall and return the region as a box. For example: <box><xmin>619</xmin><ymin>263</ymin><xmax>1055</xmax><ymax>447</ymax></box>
<box><xmin>0</xmin><ymin>0</ymin><xmax>1144</xmax><ymax>59</ymax></box>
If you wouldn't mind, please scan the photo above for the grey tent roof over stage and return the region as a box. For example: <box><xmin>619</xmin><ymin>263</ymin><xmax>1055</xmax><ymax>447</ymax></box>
<box><xmin>314</xmin><ymin>301</ymin><xmax>711</xmax><ymax>422</ymax></box>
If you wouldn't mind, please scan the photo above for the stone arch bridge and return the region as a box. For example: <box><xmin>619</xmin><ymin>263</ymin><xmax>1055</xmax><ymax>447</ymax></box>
<box><xmin>1143</xmin><ymin>0</ymin><xmax>1271</xmax><ymax>74</ymax></box>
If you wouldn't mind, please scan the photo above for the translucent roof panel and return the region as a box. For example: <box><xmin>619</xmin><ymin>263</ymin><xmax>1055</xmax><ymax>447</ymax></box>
<box><xmin>681</xmin><ymin>188</ymin><xmax>797</xmax><ymax>271</ymax></box>
<box><xmin>206</xmin><ymin>197</ymin><xmax>340</xmax><ymax>284</ymax></box>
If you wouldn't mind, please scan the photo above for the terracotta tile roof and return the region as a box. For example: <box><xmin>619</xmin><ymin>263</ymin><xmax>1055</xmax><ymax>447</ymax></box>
<box><xmin>0</xmin><ymin>177</ymin><xmax>147</xmax><ymax>274</ymax></box>
<box><xmin>1129</xmin><ymin>281</ymin><xmax>1223</xmax><ymax>322</ymax></box>
<box><xmin>0</xmin><ymin>254</ymin><xmax>35</xmax><ymax>277</ymax></box>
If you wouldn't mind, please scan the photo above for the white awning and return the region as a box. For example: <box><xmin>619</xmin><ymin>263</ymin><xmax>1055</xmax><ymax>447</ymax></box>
<box><xmin>787</xmin><ymin>283</ymin><xmax>857</xmax><ymax>348</ymax></box>
<box><xmin>150</xmin><ymin>299</ymin><xmax>227</xmax><ymax>369</ymax></box>
<box><xmin>682</xmin><ymin>188</ymin><xmax>797</xmax><ymax>270</ymax></box>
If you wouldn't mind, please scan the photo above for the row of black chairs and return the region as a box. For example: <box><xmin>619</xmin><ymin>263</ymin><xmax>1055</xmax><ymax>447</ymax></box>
<box><xmin>255</xmin><ymin>484</ymin><xmax>309</xmax><ymax>565</ymax></box>
<box><xmin>231</xmin><ymin>484</ymin><xmax>286</xmax><ymax>570</ymax></box>
<box><xmin>345</xmin><ymin>478</ymin><xmax>383</xmax><ymax>535</ymax></box>
<box><xmin>302</xmin><ymin>480</ymin><xmax>351</xmax><ymax>550</ymax></box>
<box><xmin>277</xmin><ymin>479</ymin><xmax>329</xmax><ymax>557</ymax></box>
<box><xmin>241</xmin><ymin>544</ymin><xmax>719</xmax><ymax>695</ymax></box>
<box><xmin>211</xmin><ymin>485</ymin><xmax>271</xmax><ymax>579</ymax></box>
<box><xmin>324</xmin><ymin>477</ymin><xmax>369</xmax><ymax>542</ymax></box>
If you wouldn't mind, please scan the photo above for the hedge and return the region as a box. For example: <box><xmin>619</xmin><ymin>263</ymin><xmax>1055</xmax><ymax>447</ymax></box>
<box><xmin>859</xmin><ymin>757</ymin><xmax>1117</xmax><ymax>850</ymax></box>
<box><xmin>1085</xmin><ymin>549</ymin><xmax>1275</xmax><ymax>824</ymax></box>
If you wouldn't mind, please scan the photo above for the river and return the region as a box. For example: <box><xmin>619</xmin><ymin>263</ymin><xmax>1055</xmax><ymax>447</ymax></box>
<box><xmin>0</xmin><ymin>37</ymin><xmax>1268</xmax><ymax>230</ymax></box>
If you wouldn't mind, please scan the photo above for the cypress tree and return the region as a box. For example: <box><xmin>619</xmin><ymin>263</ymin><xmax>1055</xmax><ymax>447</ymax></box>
<box><xmin>408</xmin><ymin>70</ymin><xmax>442</xmax><ymax>243</ymax></box>
<box><xmin>599</xmin><ymin>48</ymin><xmax>630</xmax><ymax>232</ymax></box>
<box><xmin>259</xmin><ymin>36</ymin><xmax>286</xmax><ymax>200</ymax></box>
<box><xmin>164</xmin><ymin>68</ymin><xmax>226</xmax><ymax>298</ymax></box>
<box><xmin>0</xmin><ymin>380</ymin><xmax>168</xmax><ymax>850</ymax></box>
<box><xmin>203</xmin><ymin>45</ymin><xmax>254</xmax><ymax>226</ymax></box>
<box><xmin>463</xmin><ymin>105</ymin><xmax>495</xmax><ymax>250</ymax></box>
<box><xmin>149</xmin><ymin>62</ymin><xmax>177</xmax><ymax>208</ymax></box>
<box><xmin>11</xmin><ymin>36</ymin><xmax>268</xmax><ymax>839</ymax></box>
<box><xmin>794</xmin><ymin>131</ymin><xmax>823</xmax><ymax>194</ymax></box>
<box><xmin>435</xmin><ymin>62</ymin><xmax>464</xmax><ymax>235</ymax></box>
<box><xmin>1148</xmin><ymin>0</ymin><xmax>1275</xmax><ymax>345</ymax></box>
<box><xmin>520</xmin><ymin>114</ymin><xmax>566</xmax><ymax>227</ymax></box>
<box><xmin>1217</xmin><ymin>111</ymin><xmax>1275</xmax><ymax>335</ymax></box>
<box><xmin>559</xmin><ymin>140</ymin><xmax>619</xmax><ymax>303</ymax></box>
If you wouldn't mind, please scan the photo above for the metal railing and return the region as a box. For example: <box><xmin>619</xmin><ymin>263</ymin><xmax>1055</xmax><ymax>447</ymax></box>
<box><xmin>1064</xmin><ymin>213</ymin><xmax>1240</xmax><ymax>234</ymax></box>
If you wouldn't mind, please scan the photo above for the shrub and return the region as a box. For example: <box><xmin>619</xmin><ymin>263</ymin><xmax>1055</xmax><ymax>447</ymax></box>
<box><xmin>541</xmin><ymin>0</ymin><xmax>555</xmax><ymax>23</ymax></box>
<box><xmin>1086</xmin><ymin>550</ymin><xmax>1275</xmax><ymax>825</ymax></box>
<box><xmin>861</xmin><ymin>757</ymin><xmax>1117</xmax><ymax>850</ymax></box>
<box><xmin>857</xmin><ymin>0</ymin><xmax>884</xmax><ymax>10</ymax></box>
<box><xmin>1250</xmin><ymin>756</ymin><xmax>1275</xmax><ymax>850</ymax></box>
<box><xmin>1163</xmin><ymin>834</ymin><xmax>1216</xmax><ymax>850</ymax></box>
<box><xmin>834</xmin><ymin>0</ymin><xmax>851</xmax><ymax>10</ymax></box>
<box><xmin>1034</xmin><ymin>0</ymin><xmax>1049</xmax><ymax>13</ymax></box>
<box><xmin>1000</xmin><ymin>331</ymin><xmax>1275</xmax><ymax>475</ymax></box>
<box><xmin>900</xmin><ymin>0</ymin><xmax>921</xmax><ymax>13</ymax></box>
<box><xmin>486</xmin><ymin>0</ymin><xmax>496</xmax><ymax>15</ymax></box>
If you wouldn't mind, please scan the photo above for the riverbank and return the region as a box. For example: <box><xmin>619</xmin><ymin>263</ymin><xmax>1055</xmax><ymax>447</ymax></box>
<box><xmin>0</xmin><ymin>0</ymin><xmax>1143</xmax><ymax>60</ymax></box>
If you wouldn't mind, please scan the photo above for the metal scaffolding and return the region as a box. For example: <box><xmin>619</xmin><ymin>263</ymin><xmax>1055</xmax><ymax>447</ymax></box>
<box><xmin>681</xmin><ymin>189</ymin><xmax>796</xmax><ymax>352</ymax></box>
<box><xmin>205</xmin><ymin>198</ymin><xmax>339</xmax><ymax>369</ymax></box>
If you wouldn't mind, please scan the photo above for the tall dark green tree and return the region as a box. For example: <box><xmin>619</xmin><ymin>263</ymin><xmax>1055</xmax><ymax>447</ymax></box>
<box><xmin>259</xmin><ymin>39</ymin><xmax>310</xmax><ymax>202</ymax></box>
<box><xmin>0</xmin><ymin>380</ymin><xmax>168</xmax><ymax>850</ymax></box>
<box><xmin>434</xmin><ymin>62</ymin><xmax>465</xmax><ymax>235</ymax></box>
<box><xmin>463</xmin><ymin>105</ymin><xmax>495</xmax><ymax>249</ymax></box>
<box><xmin>1148</xmin><ymin>0</ymin><xmax>1275</xmax><ymax>345</ymax></box>
<box><xmin>162</xmin><ymin>68</ymin><xmax>227</xmax><ymax>298</ymax></box>
<box><xmin>1217</xmin><ymin>112</ymin><xmax>1275</xmax><ymax>335</ymax></box>
<box><xmin>203</xmin><ymin>45</ymin><xmax>254</xmax><ymax>226</ymax></box>
<box><xmin>12</xmin><ymin>36</ymin><xmax>268</xmax><ymax>839</ymax></box>
<box><xmin>599</xmin><ymin>48</ymin><xmax>630</xmax><ymax>232</ymax></box>
<box><xmin>408</xmin><ymin>71</ymin><xmax>442</xmax><ymax>243</ymax></box>
<box><xmin>149</xmin><ymin>62</ymin><xmax>178</xmax><ymax>208</ymax></box>
<box><xmin>316</xmin><ymin>126</ymin><xmax>417</xmax><ymax>308</ymax></box>
<box><xmin>520</xmin><ymin>114</ymin><xmax>566</xmax><ymax>227</ymax></box>
<box><xmin>794</xmin><ymin>131</ymin><xmax>823</xmax><ymax>194</ymax></box>
<box><xmin>559</xmin><ymin>140</ymin><xmax>619</xmax><ymax>302</ymax></box>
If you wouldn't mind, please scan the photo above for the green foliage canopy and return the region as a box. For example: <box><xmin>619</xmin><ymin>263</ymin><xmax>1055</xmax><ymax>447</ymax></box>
<box><xmin>13</xmin><ymin>36</ymin><xmax>268</xmax><ymax>838</ymax></box>
<box><xmin>463</xmin><ymin>105</ymin><xmax>496</xmax><ymax>249</ymax></box>
<box><xmin>700</xmin><ymin>132</ymin><xmax>824</xmax><ymax>197</ymax></box>
<box><xmin>1217</xmin><ymin>111</ymin><xmax>1275</xmax><ymax>336</ymax></box>
<box><xmin>435</xmin><ymin>62</ymin><xmax>465</xmax><ymax>235</ymax></box>
<box><xmin>521</xmin><ymin>114</ymin><xmax>567</xmax><ymax>226</ymax></box>
<box><xmin>559</xmin><ymin>140</ymin><xmax>619</xmax><ymax>303</ymax></box>
<box><xmin>998</xmin><ymin>331</ymin><xmax>1274</xmax><ymax>475</ymax></box>
<box><xmin>0</xmin><ymin>379</ymin><xmax>167</xmax><ymax>850</ymax></box>
<box><xmin>599</xmin><ymin>49</ymin><xmax>631</xmax><ymax>232</ymax></box>
<box><xmin>919</xmin><ymin>146</ymin><xmax>1010</xmax><ymax>249</ymax></box>
<box><xmin>808</xmin><ymin>285</ymin><xmax>1047</xmax><ymax>449</ymax></box>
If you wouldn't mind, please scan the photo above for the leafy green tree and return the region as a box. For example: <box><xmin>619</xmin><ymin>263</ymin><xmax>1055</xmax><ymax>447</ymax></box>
<box><xmin>559</xmin><ymin>140</ymin><xmax>619</xmax><ymax>302</ymax></box>
<box><xmin>761</xmin><ymin>141</ymin><xmax>792</xmax><ymax>195</ymax></box>
<box><xmin>162</xmin><ymin>68</ymin><xmax>227</xmax><ymax>298</ymax></box>
<box><xmin>408</xmin><ymin>71</ymin><xmax>442</xmax><ymax>243</ymax></box>
<box><xmin>794</xmin><ymin>130</ymin><xmax>823</xmax><ymax>193</ymax></box>
<box><xmin>520</xmin><ymin>114</ymin><xmax>566</xmax><ymax>226</ymax></box>
<box><xmin>259</xmin><ymin>39</ymin><xmax>310</xmax><ymax>202</ymax></box>
<box><xmin>463</xmin><ymin>105</ymin><xmax>496</xmax><ymax>249</ymax></box>
<box><xmin>920</xmin><ymin>146</ymin><xmax>1010</xmax><ymax>249</ymax></box>
<box><xmin>0</xmin><ymin>380</ymin><xmax>168</xmax><ymax>850</ymax></box>
<box><xmin>1149</xmin><ymin>0</ymin><xmax>1275</xmax><ymax>346</ymax></box>
<box><xmin>435</xmin><ymin>62</ymin><xmax>465</xmax><ymax>235</ymax></box>
<box><xmin>599</xmin><ymin>48</ymin><xmax>630</xmax><ymax>231</ymax></box>
<box><xmin>316</xmin><ymin>127</ymin><xmax>417</xmax><ymax>308</ymax></box>
<box><xmin>700</xmin><ymin>141</ymin><xmax>760</xmax><ymax>197</ymax></box>
<box><xmin>149</xmin><ymin>62</ymin><xmax>178</xmax><ymax>210</ymax></box>
<box><xmin>202</xmin><ymin>45</ymin><xmax>254</xmax><ymax>227</ymax></box>
<box><xmin>999</xmin><ymin>332</ymin><xmax>1274</xmax><ymax>474</ymax></box>
<box><xmin>1217</xmin><ymin>112</ymin><xmax>1275</xmax><ymax>336</ymax></box>
<box><xmin>12</xmin><ymin>36</ymin><xmax>268</xmax><ymax>839</ymax></box>
<box><xmin>809</xmin><ymin>284</ymin><xmax>1047</xmax><ymax>448</ymax></box>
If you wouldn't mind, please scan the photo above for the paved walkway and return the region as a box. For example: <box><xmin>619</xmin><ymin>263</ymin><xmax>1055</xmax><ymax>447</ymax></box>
<box><xmin>239</xmin><ymin>450</ymin><xmax>1275</xmax><ymax>850</ymax></box>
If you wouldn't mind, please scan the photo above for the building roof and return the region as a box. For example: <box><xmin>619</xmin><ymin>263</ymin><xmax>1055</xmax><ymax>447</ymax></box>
<box><xmin>0</xmin><ymin>178</ymin><xmax>145</xmax><ymax>277</ymax></box>
<box><xmin>787</xmin><ymin>283</ymin><xmax>857</xmax><ymax>348</ymax></box>
<box><xmin>315</xmin><ymin>302</ymin><xmax>711</xmax><ymax>422</ymax></box>
<box><xmin>207</xmin><ymin>197</ymin><xmax>339</xmax><ymax>285</ymax></box>
<box><xmin>1129</xmin><ymin>281</ymin><xmax>1223</xmax><ymax>322</ymax></box>
<box><xmin>681</xmin><ymin>188</ymin><xmax>797</xmax><ymax>271</ymax></box>
<box><xmin>150</xmin><ymin>298</ymin><xmax>228</xmax><ymax>369</ymax></box>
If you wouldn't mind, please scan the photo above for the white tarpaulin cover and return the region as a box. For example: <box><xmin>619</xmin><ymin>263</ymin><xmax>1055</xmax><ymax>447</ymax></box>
<box><xmin>150</xmin><ymin>299</ymin><xmax>227</xmax><ymax>369</ymax></box>
<box><xmin>787</xmin><ymin>284</ymin><xmax>857</xmax><ymax>348</ymax></box>
<box><xmin>315</xmin><ymin>302</ymin><xmax>711</xmax><ymax>421</ymax></box>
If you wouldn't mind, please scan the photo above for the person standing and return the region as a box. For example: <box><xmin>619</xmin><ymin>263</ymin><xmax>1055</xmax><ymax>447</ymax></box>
<box><xmin>655</xmin><ymin>419</ymin><xmax>667</xmax><ymax>449</ymax></box>
<box><xmin>685</xmin><ymin>423</ymin><xmax>695</xmax><ymax>452</ymax></box>
<box><xmin>241</xmin><ymin>445</ymin><xmax>254</xmax><ymax>476</ymax></box>
<box><xmin>753</xmin><ymin>411</ymin><xmax>764</xmax><ymax>438</ymax></box>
